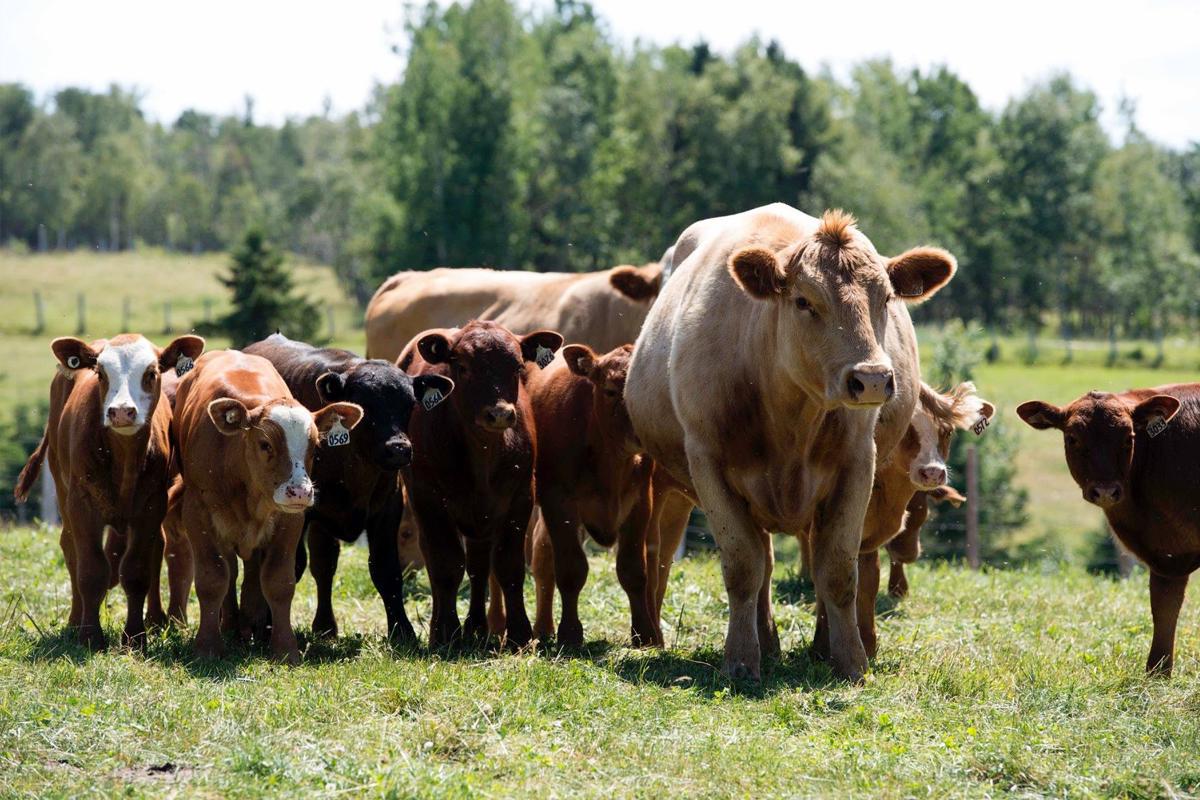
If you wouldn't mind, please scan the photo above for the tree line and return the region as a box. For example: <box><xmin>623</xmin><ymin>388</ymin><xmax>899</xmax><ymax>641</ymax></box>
<box><xmin>3</xmin><ymin>0</ymin><xmax>1199</xmax><ymax>335</ymax></box>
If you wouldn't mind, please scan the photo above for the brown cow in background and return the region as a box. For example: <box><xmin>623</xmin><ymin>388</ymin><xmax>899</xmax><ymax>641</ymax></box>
<box><xmin>171</xmin><ymin>350</ymin><xmax>362</xmax><ymax>662</ymax></box>
<box><xmin>1018</xmin><ymin>386</ymin><xmax>1200</xmax><ymax>675</ymax></box>
<box><xmin>366</xmin><ymin>263</ymin><xmax>660</xmax><ymax>363</ymax></box>
<box><xmin>15</xmin><ymin>333</ymin><xmax>204</xmax><ymax>649</ymax></box>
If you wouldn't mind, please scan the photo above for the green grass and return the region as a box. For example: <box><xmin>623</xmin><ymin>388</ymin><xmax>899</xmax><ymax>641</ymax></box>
<box><xmin>2</xmin><ymin>526</ymin><xmax>1199</xmax><ymax>797</ymax></box>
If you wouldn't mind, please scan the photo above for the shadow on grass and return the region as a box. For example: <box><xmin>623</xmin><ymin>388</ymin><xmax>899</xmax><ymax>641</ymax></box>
<box><xmin>774</xmin><ymin>568</ymin><xmax>816</xmax><ymax>606</ymax></box>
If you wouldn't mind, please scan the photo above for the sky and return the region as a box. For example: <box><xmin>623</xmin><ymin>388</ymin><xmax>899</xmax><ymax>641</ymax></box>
<box><xmin>1</xmin><ymin>0</ymin><xmax>1197</xmax><ymax>148</ymax></box>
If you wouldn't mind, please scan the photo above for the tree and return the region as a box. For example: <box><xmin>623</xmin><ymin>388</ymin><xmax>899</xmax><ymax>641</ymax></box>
<box><xmin>212</xmin><ymin>228</ymin><xmax>320</xmax><ymax>347</ymax></box>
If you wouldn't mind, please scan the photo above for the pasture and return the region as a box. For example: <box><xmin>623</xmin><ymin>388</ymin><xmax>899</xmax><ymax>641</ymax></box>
<box><xmin>2</xmin><ymin>526</ymin><xmax>1199</xmax><ymax>797</ymax></box>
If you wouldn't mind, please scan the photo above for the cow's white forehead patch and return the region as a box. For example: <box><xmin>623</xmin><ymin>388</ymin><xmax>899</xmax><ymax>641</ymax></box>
<box><xmin>96</xmin><ymin>338</ymin><xmax>158</xmax><ymax>429</ymax></box>
<box><xmin>911</xmin><ymin>410</ymin><xmax>943</xmax><ymax>468</ymax></box>
<box><xmin>268</xmin><ymin>404</ymin><xmax>315</xmax><ymax>465</ymax></box>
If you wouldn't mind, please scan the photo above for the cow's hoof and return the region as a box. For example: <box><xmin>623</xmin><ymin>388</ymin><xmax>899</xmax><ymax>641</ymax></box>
<box><xmin>79</xmin><ymin>625</ymin><xmax>107</xmax><ymax>652</ymax></box>
<box><xmin>194</xmin><ymin>638</ymin><xmax>225</xmax><ymax>661</ymax></box>
<box><xmin>121</xmin><ymin>627</ymin><xmax>148</xmax><ymax>651</ymax></box>
<box><xmin>311</xmin><ymin>619</ymin><xmax>338</xmax><ymax>640</ymax></box>
<box><xmin>722</xmin><ymin>659</ymin><xmax>761</xmax><ymax>681</ymax></box>
<box><xmin>556</xmin><ymin>620</ymin><xmax>583</xmax><ymax>647</ymax></box>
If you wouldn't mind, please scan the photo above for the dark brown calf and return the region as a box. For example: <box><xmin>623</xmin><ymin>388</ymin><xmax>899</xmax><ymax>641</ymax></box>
<box><xmin>1019</xmin><ymin>386</ymin><xmax>1200</xmax><ymax>675</ymax></box>
<box><xmin>399</xmin><ymin>321</ymin><xmax>562</xmax><ymax>647</ymax></box>
<box><xmin>171</xmin><ymin>350</ymin><xmax>362</xmax><ymax>663</ymax></box>
<box><xmin>15</xmin><ymin>333</ymin><xmax>205</xmax><ymax>649</ymax></box>
<box><xmin>527</xmin><ymin>344</ymin><xmax>660</xmax><ymax>646</ymax></box>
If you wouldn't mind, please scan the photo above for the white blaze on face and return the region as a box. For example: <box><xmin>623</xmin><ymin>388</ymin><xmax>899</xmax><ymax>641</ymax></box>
<box><xmin>909</xmin><ymin>410</ymin><xmax>947</xmax><ymax>489</ymax></box>
<box><xmin>268</xmin><ymin>404</ymin><xmax>316</xmax><ymax>507</ymax></box>
<box><xmin>96</xmin><ymin>337</ymin><xmax>158</xmax><ymax>434</ymax></box>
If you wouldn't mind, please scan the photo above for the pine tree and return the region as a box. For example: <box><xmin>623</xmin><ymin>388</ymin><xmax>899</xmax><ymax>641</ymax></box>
<box><xmin>215</xmin><ymin>228</ymin><xmax>319</xmax><ymax>347</ymax></box>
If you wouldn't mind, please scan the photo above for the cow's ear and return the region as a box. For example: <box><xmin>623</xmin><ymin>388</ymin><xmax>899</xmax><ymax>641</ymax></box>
<box><xmin>609</xmin><ymin>264</ymin><xmax>660</xmax><ymax>302</ymax></box>
<box><xmin>1132</xmin><ymin>395</ymin><xmax>1181</xmax><ymax>435</ymax></box>
<box><xmin>887</xmin><ymin>247</ymin><xmax>956</xmax><ymax>303</ymax></box>
<box><xmin>51</xmin><ymin>337</ymin><xmax>101</xmax><ymax>373</ymax></box>
<box><xmin>728</xmin><ymin>247</ymin><xmax>784</xmax><ymax>299</ymax></box>
<box><xmin>159</xmin><ymin>335</ymin><xmax>205</xmax><ymax>375</ymax></box>
<box><xmin>314</xmin><ymin>402</ymin><xmax>364</xmax><ymax>439</ymax></box>
<box><xmin>562</xmin><ymin>344</ymin><xmax>596</xmax><ymax>378</ymax></box>
<box><xmin>930</xmin><ymin>485</ymin><xmax>966</xmax><ymax>507</ymax></box>
<box><xmin>315</xmin><ymin>371</ymin><xmax>346</xmax><ymax>403</ymax></box>
<box><xmin>520</xmin><ymin>330</ymin><xmax>564</xmax><ymax>369</ymax></box>
<box><xmin>417</xmin><ymin>333</ymin><xmax>452</xmax><ymax>365</ymax></box>
<box><xmin>980</xmin><ymin>401</ymin><xmax>996</xmax><ymax>421</ymax></box>
<box><xmin>208</xmin><ymin>398</ymin><xmax>251</xmax><ymax>435</ymax></box>
<box><xmin>412</xmin><ymin>374</ymin><xmax>454</xmax><ymax>411</ymax></box>
<box><xmin>1016</xmin><ymin>400</ymin><xmax>1065</xmax><ymax>430</ymax></box>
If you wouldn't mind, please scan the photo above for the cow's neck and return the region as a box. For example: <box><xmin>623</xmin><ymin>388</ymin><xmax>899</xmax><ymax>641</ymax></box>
<box><xmin>102</xmin><ymin>424</ymin><xmax>153</xmax><ymax>511</ymax></box>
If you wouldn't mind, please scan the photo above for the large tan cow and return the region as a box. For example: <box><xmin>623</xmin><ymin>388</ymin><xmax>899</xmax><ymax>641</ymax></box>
<box><xmin>625</xmin><ymin>203</ymin><xmax>956</xmax><ymax>680</ymax></box>
<box><xmin>365</xmin><ymin>263</ymin><xmax>661</xmax><ymax>362</ymax></box>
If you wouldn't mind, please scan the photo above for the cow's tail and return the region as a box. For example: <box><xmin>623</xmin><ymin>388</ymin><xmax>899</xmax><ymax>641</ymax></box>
<box><xmin>14</xmin><ymin>426</ymin><xmax>49</xmax><ymax>503</ymax></box>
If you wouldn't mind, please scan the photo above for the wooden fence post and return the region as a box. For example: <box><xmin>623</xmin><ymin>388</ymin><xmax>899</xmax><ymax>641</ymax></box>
<box><xmin>75</xmin><ymin>293</ymin><xmax>86</xmax><ymax>335</ymax></box>
<box><xmin>163</xmin><ymin>301</ymin><xmax>172</xmax><ymax>334</ymax></box>
<box><xmin>966</xmin><ymin>444</ymin><xmax>980</xmax><ymax>569</ymax></box>
<box><xmin>40</xmin><ymin>459</ymin><xmax>59</xmax><ymax>526</ymax></box>
<box><xmin>121</xmin><ymin>296</ymin><xmax>131</xmax><ymax>332</ymax></box>
<box><xmin>33</xmin><ymin>290</ymin><xmax>45</xmax><ymax>334</ymax></box>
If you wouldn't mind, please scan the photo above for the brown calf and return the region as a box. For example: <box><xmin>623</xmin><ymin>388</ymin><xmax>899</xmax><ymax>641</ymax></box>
<box><xmin>527</xmin><ymin>344</ymin><xmax>660</xmax><ymax>646</ymax></box>
<box><xmin>15</xmin><ymin>334</ymin><xmax>205</xmax><ymax>649</ymax></box>
<box><xmin>1018</xmin><ymin>386</ymin><xmax>1200</xmax><ymax>675</ymax></box>
<box><xmin>884</xmin><ymin>485</ymin><xmax>965</xmax><ymax>598</ymax></box>
<box><xmin>399</xmin><ymin>321</ymin><xmax>562</xmax><ymax>647</ymax></box>
<box><xmin>171</xmin><ymin>350</ymin><xmax>361</xmax><ymax>662</ymax></box>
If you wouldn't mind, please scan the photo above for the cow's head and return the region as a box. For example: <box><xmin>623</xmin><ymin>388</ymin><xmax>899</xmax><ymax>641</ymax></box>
<box><xmin>609</xmin><ymin>263</ymin><xmax>662</xmax><ymax>302</ymax></box>
<box><xmin>416</xmin><ymin>321</ymin><xmax>563</xmax><ymax>433</ymax></box>
<box><xmin>562</xmin><ymin>343</ymin><xmax>637</xmax><ymax>448</ymax></box>
<box><xmin>904</xmin><ymin>382</ymin><xmax>994</xmax><ymax>490</ymax></box>
<box><xmin>315</xmin><ymin>361</ymin><xmax>453</xmax><ymax>471</ymax></box>
<box><xmin>1017</xmin><ymin>391</ymin><xmax>1180</xmax><ymax>509</ymax></box>
<box><xmin>727</xmin><ymin>210</ymin><xmax>955</xmax><ymax>409</ymax></box>
<box><xmin>207</xmin><ymin>398</ymin><xmax>363</xmax><ymax>513</ymax></box>
<box><xmin>52</xmin><ymin>334</ymin><xmax>205</xmax><ymax>435</ymax></box>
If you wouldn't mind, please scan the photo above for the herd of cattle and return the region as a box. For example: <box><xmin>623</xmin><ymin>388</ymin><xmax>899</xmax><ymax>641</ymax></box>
<box><xmin>14</xmin><ymin>203</ymin><xmax>1200</xmax><ymax>679</ymax></box>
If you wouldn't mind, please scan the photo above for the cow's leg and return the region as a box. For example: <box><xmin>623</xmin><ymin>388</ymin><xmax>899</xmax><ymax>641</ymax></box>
<box><xmin>145</xmin><ymin>527</ymin><xmax>167</xmax><ymax>629</ymax></box>
<box><xmin>1147</xmin><ymin>572</ymin><xmax>1188</xmax><ymax>676</ymax></box>
<box><xmin>809</xmin><ymin>465</ymin><xmax>872</xmax><ymax>682</ymax></box>
<box><xmin>651</xmin><ymin>490</ymin><xmax>691</xmax><ymax>623</ymax></box>
<box><xmin>495</xmin><ymin>500</ymin><xmax>534</xmax><ymax>648</ymax></box>
<box><xmin>463</xmin><ymin>537</ymin><xmax>491</xmax><ymax>641</ymax></box>
<box><xmin>63</xmin><ymin>498</ymin><xmax>108</xmax><ymax>651</ymax></box>
<box><xmin>856</xmin><ymin>550</ymin><xmax>881</xmax><ymax>659</ymax></box>
<box><xmin>260</xmin><ymin>518</ymin><xmax>302</xmax><ymax>665</ymax></box>
<box><xmin>163</xmin><ymin>512</ymin><xmax>193</xmax><ymax>625</ymax></box>
<box><xmin>756</xmin><ymin>531</ymin><xmax>779</xmax><ymax>659</ymax></box>
<box><xmin>487</xmin><ymin>571</ymin><xmax>506</xmax><ymax>637</ymax></box>
<box><xmin>189</xmin><ymin>528</ymin><xmax>230</xmax><ymax>660</ymax></box>
<box><xmin>687</xmin><ymin>449</ymin><xmax>767</xmax><ymax>679</ymax></box>
<box><xmin>239</xmin><ymin>550</ymin><xmax>270</xmax><ymax>644</ymax></box>
<box><xmin>220</xmin><ymin>556</ymin><xmax>239</xmax><ymax>636</ymax></box>
<box><xmin>103</xmin><ymin>525</ymin><xmax>125</xmax><ymax>590</ymax></box>
<box><xmin>306</xmin><ymin>522</ymin><xmax>340</xmax><ymax>639</ymax></box>
<box><xmin>294</xmin><ymin>529</ymin><xmax>308</xmax><ymax>583</ymax></box>
<box><xmin>417</xmin><ymin>504</ymin><xmax>465</xmax><ymax>647</ymax></box>
<box><xmin>529</xmin><ymin>515</ymin><xmax>557</xmax><ymax>640</ymax></box>
<box><xmin>616</xmin><ymin>488</ymin><xmax>661</xmax><ymax>647</ymax></box>
<box><xmin>59</xmin><ymin>524</ymin><xmax>82</xmax><ymax>629</ymax></box>
<box><xmin>365</xmin><ymin>505</ymin><xmax>417</xmax><ymax>644</ymax></box>
<box><xmin>542</xmin><ymin>500</ymin><xmax>586</xmax><ymax>646</ymax></box>
<box><xmin>119</xmin><ymin>518</ymin><xmax>160</xmax><ymax>648</ymax></box>
<box><xmin>886</xmin><ymin>560</ymin><xmax>909</xmax><ymax>599</ymax></box>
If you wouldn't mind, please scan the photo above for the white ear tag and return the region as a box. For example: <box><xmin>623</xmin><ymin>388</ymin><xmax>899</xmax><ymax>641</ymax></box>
<box><xmin>535</xmin><ymin>345</ymin><xmax>555</xmax><ymax>369</ymax></box>
<box><xmin>1147</xmin><ymin>417</ymin><xmax>1168</xmax><ymax>438</ymax></box>
<box><xmin>225</xmin><ymin>410</ymin><xmax>240</xmax><ymax>425</ymax></box>
<box><xmin>175</xmin><ymin>355</ymin><xmax>195</xmax><ymax>377</ymax></box>
<box><xmin>67</xmin><ymin>356</ymin><xmax>81</xmax><ymax>369</ymax></box>
<box><xmin>972</xmin><ymin>416</ymin><xmax>990</xmax><ymax>436</ymax></box>
<box><xmin>422</xmin><ymin>386</ymin><xmax>445</xmax><ymax>411</ymax></box>
<box><xmin>325</xmin><ymin>416</ymin><xmax>351</xmax><ymax>447</ymax></box>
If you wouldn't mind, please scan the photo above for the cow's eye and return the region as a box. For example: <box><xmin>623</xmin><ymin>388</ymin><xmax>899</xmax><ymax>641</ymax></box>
<box><xmin>1065</xmin><ymin>434</ymin><xmax>1079</xmax><ymax>448</ymax></box>
<box><xmin>259</xmin><ymin>441</ymin><xmax>272</xmax><ymax>455</ymax></box>
<box><xmin>142</xmin><ymin>371</ymin><xmax>156</xmax><ymax>388</ymax></box>
<box><xmin>795</xmin><ymin>296</ymin><xmax>815</xmax><ymax>315</ymax></box>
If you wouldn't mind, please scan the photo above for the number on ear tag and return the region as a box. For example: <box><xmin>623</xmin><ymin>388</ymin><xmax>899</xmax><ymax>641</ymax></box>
<box><xmin>1147</xmin><ymin>417</ymin><xmax>1168</xmax><ymax>438</ymax></box>
<box><xmin>422</xmin><ymin>386</ymin><xmax>445</xmax><ymax>411</ymax></box>
<box><xmin>535</xmin><ymin>345</ymin><xmax>555</xmax><ymax>369</ymax></box>
<box><xmin>325</xmin><ymin>417</ymin><xmax>350</xmax><ymax>447</ymax></box>
<box><xmin>175</xmin><ymin>355</ymin><xmax>195</xmax><ymax>377</ymax></box>
<box><xmin>972</xmin><ymin>416</ymin><xmax>990</xmax><ymax>436</ymax></box>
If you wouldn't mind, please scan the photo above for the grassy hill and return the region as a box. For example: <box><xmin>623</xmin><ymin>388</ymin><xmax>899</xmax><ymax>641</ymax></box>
<box><xmin>1</xmin><ymin>526</ymin><xmax>1197</xmax><ymax>797</ymax></box>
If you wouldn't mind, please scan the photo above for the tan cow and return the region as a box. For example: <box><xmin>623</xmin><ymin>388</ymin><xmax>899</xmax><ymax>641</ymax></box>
<box><xmin>365</xmin><ymin>263</ymin><xmax>661</xmax><ymax>362</ymax></box>
<box><xmin>15</xmin><ymin>333</ymin><xmax>205</xmax><ymax>649</ymax></box>
<box><xmin>171</xmin><ymin>350</ymin><xmax>362</xmax><ymax>662</ymax></box>
<box><xmin>625</xmin><ymin>203</ymin><xmax>956</xmax><ymax>680</ymax></box>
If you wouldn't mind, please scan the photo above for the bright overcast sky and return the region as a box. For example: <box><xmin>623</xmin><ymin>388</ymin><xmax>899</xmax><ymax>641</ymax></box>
<box><xmin>1</xmin><ymin>0</ymin><xmax>1197</xmax><ymax>148</ymax></box>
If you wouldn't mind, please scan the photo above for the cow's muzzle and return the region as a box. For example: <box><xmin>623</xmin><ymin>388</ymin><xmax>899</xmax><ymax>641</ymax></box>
<box><xmin>843</xmin><ymin>363</ymin><xmax>895</xmax><ymax>406</ymax></box>
<box><xmin>106</xmin><ymin>404</ymin><xmax>140</xmax><ymax>432</ymax></box>
<box><xmin>378</xmin><ymin>436</ymin><xmax>413</xmax><ymax>469</ymax></box>
<box><xmin>1085</xmin><ymin>481</ymin><xmax>1123</xmax><ymax>508</ymax></box>
<box><xmin>478</xmin><ymin>403</ymin><xmax>517</xmax><ymax>431</ymax></box>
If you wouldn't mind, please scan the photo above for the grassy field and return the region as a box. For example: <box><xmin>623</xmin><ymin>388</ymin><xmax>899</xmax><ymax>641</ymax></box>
<box><xmin>1</xmin><ymin>525</ymin><xmax>1199</xmax><ymax>797</ymax></box>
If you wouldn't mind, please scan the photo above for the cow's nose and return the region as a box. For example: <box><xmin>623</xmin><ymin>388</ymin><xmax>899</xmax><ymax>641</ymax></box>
<box><xmin>917</xmin><ymin>466</ymin><xmax>947</xmax><ymax>487</ymax></box>
<box><xmin>106</xmin><ymin>404</ymin><xmax>137</xmax><ymax>427</ymax></box>
<box><xmin>382</xmin><ymin>437</ymin><xmax>413</xmax><ymax>468</ymax></box>
<box><xmin>1086</xmin><ymin>482</ymin><xmax>1123</xmax><ymax>508</ymax></box>
<box><xmin>846</xmin><ymin>365</ymin><xmax>895</xmax><ymax>405</ymax></box>
<box><xmin>284</xmin><ymin>482</ymin><xmax>314</xmax><ymax>505</ymax></box>
<box><xmin>481</xmin><ymin>404</ymin><xmax>517</xmax><ymax>430</ymax></box>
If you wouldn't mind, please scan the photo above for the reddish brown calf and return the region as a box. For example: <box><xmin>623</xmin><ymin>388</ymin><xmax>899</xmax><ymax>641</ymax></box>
<box><xmin>1019</xmin><ymin>386</ymin><xmax>1200</xmax><ymax>675</ymax></box>
<box><xmin>15</xmin><ymin>333</ymin><xmax>204</xmax><ymax>649</ymax></box>
<box><xmin>527</xmin><ymin>344</ymin><xmax>660</xmax><ymax>646</ymax></box>
<box><xmin>399</xmin><ymin>321</ymin><xmax>561</xmax><ymax>647</ymax></box>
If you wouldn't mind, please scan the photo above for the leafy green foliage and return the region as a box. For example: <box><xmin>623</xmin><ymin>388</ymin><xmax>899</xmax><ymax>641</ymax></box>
<box><xmin>209</xmin><ymin>229</ymin><xmax>319</xmax><ymax>348</ymax></box>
